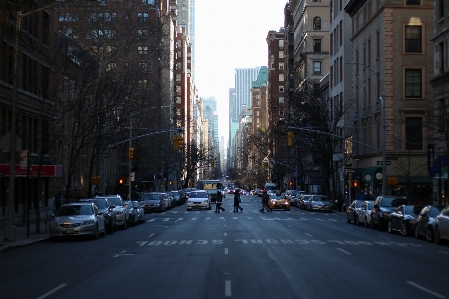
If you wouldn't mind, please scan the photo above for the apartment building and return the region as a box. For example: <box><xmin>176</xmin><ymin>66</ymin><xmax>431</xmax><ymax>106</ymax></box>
<box><xmin>430</xmin><ymin>0</ymin><xmax>449</xmax><ymax>203</ymax></box>
<box><xmin>289</xmin><ymin>0</ymin><xmax>330</xmax><ymax>89</ymax></box>
<box><xmin>345</xmin><ymin>0</ymin><xmax>434</xmax><ymax>201</ymax></box>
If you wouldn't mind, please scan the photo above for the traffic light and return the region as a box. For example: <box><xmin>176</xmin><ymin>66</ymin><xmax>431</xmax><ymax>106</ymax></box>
<box><xmin>287</xmin><ymin>131</ymin><xmax>293</xmax><ymax>146</ymax></box>
<box><xmin>128</xmin><ymin>147</ymin><xmax>134</xmax><ymax>159</ymax></box>
<box><xmin>263</xmin><ymin>161</ymin><xmax>268</xmax><ymax>170</ymax></box>
<box><xmin>173</xmin><ymin>136</ymin><xmax>184</xmax><ymax>150</ymax></box>
<box><xmin>352</xmin><ymin>180</ymin><xmax>359</xmax><ymax>187</ymax></box>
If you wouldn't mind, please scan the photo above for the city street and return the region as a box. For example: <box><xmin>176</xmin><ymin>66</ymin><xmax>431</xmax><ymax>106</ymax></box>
<box><xmin>1</xmin><ymin>194</ymin><xmax>448</xmax><ymax>299</ymax></box>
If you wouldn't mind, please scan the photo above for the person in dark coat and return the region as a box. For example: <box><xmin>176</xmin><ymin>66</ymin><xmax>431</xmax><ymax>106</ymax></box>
<box><xmin>215</xmin><ymin>191</ymin><xmax>225</xmax><ymax>213</ymax></box>
<box><xmin>260</xmin><ymin>190</ymin><xmax>271</xmax><ymax>212</ymax></box>
<box><xmin>233</xmin><ymin>189</ymin><xmax>243</xmax><ymax>212</ymax></box>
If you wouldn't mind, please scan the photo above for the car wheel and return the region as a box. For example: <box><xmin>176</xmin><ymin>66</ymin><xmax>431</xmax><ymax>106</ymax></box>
<box><xmin>425</xmin><ymin>227</ymin><xmax>434</xmax><ymax>242</ymax></box>
<box><xmin>356</xmin><ymin>216</ymin><xmax>361</xmax><ymax>226</ymax></box>
<box><xmin>101</xmin><ymin>227</ymin><xmax>107</xmax><ymax>238</ymax></box>
<box><xmin>388</xmin><ymin>221</ymin><xmax>393</xmax><ymax>234</ymax></box>
<box><xmin>114</xmin><ymin>222</ymin><xmax>118</xmax><ymax>232</ymax></box>
<box><xmin>108</xmin><ymin>222</ymin><xmax>114</xmax><ymax>234</ymax></box>
<box><xmin>434</xmin><ymin>227</ymin><xmax>441</xmax><ymax>245</ymax></box>
<box><xmin>400</xmin><ymin>222</ymin><xmax>408</xmax><ymax>236</ymax></box>
<box><xmin>123</xmin><ymin>219</ymin><xmax>128</xmax><ymax>230</ymax></box>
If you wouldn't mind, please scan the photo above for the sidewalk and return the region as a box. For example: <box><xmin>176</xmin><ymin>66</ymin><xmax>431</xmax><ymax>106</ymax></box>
<box><xmin>0</xmin><ymin>221</ymin><xmax>49</xmax><ymax>253</ymax></box>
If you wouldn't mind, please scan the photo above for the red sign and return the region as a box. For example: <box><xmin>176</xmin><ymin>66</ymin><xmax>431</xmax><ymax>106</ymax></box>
<box><xmin>0</xmin><ymin>164</ymin><xmax>63</xmax><ymax>177</ymax></box>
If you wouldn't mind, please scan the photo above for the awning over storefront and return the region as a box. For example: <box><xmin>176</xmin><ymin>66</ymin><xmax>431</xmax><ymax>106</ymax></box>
<box><xmin>397</xmin><ymin>176</ymin><xmax>434</xmax><ymax>184</ymax></box>
<box><xmin>362</xmin><ymin>167</ymin><xmax>382</xmax><ymax>183</ymax></box>
<box><xmin>0</xmin><ymin>164</ymin><xmax>63</xmax><ymax>177</ymax></box>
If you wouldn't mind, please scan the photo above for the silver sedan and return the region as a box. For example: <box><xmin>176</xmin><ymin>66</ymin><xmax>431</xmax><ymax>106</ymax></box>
<box><xmin>49</xmin><ymin>202</ymin><xmax>106</xmax><ymax>240</ymax></box>
<box><xmin>356</xmin><ymin>201</ymin><xmax>374</xmax><ymax>227</ymax></box>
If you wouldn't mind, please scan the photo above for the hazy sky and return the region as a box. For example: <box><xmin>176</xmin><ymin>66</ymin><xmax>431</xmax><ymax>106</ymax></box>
<box><xmin>195</xmin><ymin>0</ymin><xmax>288</xmax><ymax>148</ymax></box>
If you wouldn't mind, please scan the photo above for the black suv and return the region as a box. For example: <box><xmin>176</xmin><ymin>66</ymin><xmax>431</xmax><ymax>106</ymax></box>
<box><xmin>80</xmin><ymin>198</ymin><xmax>117</xmax><ymax>234</ymax></box>
<box><xmin>370</xmin><ymin>196</ymin><xmax>409</xmax><ymax>231</ymax></box>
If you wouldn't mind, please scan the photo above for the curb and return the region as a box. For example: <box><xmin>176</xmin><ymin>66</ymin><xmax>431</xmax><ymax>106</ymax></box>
<box><xmin>0</xmin><ymin>236</ymin><xmax>49</xmax><ymax>254</ymax></box>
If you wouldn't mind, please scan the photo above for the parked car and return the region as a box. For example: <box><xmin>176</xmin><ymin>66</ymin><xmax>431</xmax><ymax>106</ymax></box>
<box><xmin>415</xmin><ymin>205</ymin><xmax>445</xmax><ymax>241</ymax></box>
<box><xmin>123</xmin><ymin>200</ymin><xmax>139</xmax><ymax>226</ymax></box>
<box><xmin>170</xmin><ymin>190</ymin><xmax>182</xmax><ymax>206</ymax></box>
<box><xmin>49</xmin><ymin>202</ymin><xmax>106</xmax><ymax>240</ymax></box>
<box><xmin>346</xmin><ymin>200</ymin><xmax>371</xmax><ymax>225</ymax></box>
<box><xmin>180</xmin><ymin>188</ymin><xmax>194</xmax><ymax>203</ymax></box>
<box><xmin>434</xmin><ymin>205</ymin><xmax>449</xmax><ymax>245</ymax></box>
<box><xmin>298</xmin><ymin>194</ymin><xmax>312</xmax><ymax>210</ymax></box>
<box><xmin>79</xmin><ymin>198</ymin><xmax>117</xmax><ymax>234</ymax></box>
<box><xmin>140</xmin><ymin>192</ymin><xmax>166</xmax><ymax>213</ymax></box>
<box><xmin>356</xmin><ymin>200</ymin><xmax>375</xmax><ymax>228</ymax></box>
<box><xmin>268</xmin><ymin>192</ymin><xmax>290</xmax><ymax>211</ymax></box>
<box><xmin>186</xmin><ymin>190</ymin><xmax>211</xmax><ymax>210</ymax></box>
<box><xmin>388</xmin><ymin>205</ymin><xmax>423</xmax><ymax>236</ymax></box>
<box><xmin>255</xmin><ymin>190</ymin><xmax>263</xmax><ymax>197</ymax></box>
<box><xmin>96</xmin><ymin>195</ymin><xmax>128</xmax><ymax>230</ymax></box>
<box><xmin>306</xmin><ymin>195</ymin><xmax>332</xmax><ymax>212</ymax></box>
<box><xmin>132</xmin><ymin>200</ymin><xmax>145</xmax><ymax>224</ymax></box>
<box><xmin>370</xmin><ymin>196</ymin><xmax>409</xmax><ymax>231</ymax></box>
<box><xmin>160</xmin><ymin>193</ymin><xmax>172</xmax><ymax>210</ymax></box>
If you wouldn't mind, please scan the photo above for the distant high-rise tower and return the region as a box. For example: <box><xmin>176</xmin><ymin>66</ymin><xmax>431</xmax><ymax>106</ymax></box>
<box><xmin>234</xmin><ymin>67</ymin><xmax>261</xmax><ymax>120</ymax></box>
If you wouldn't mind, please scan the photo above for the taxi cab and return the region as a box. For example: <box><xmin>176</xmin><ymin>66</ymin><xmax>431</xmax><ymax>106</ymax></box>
<box><xmin>268</xmin><ymin>192</ymin><xmax>290</xmax><ymax>211</ymax></box>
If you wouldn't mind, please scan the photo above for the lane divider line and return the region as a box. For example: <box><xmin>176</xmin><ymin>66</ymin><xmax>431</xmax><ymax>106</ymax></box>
<box><xmin>225</xmin><ymin>280</ymin><xmax>232</xmax><ymax>297</ymax></box>
<box><xmin>36</xmin><ymin>284</ymin><xmax>67</xmax><ymax>299</ymax></box>
<box><xmin>337</xmin><ymin>248</ymin><xmax>351</xmax><ymax>255</ymax></box>
<box><xmin>225</xmin><ymin>248</ymin><xmax>228</xmax><ymax>254</ymax></box>
<box><xmin>407</xmin><ymin>281</ymin><xmax>446</xmax><ymax>298</ymax></box>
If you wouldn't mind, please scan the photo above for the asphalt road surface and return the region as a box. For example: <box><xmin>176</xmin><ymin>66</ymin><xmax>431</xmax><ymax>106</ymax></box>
<box><xmin>1</xmin><ymin>194</ymin><xmax>448</xmax><ymax>299</ymax></box>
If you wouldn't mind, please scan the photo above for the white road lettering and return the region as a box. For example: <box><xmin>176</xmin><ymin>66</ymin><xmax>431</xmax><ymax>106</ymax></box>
<box><xmin>36</xmin><ymin>284</ymin><xmax>67</xmax><ymax>299</ymax></box>
<box><xmin>328</xmin><ymin>240</ymin><xmax>344</xmax><ymax>245</ymax></box>
<box><xmin>235</xmin><ymin>239</ymin><xmax>248</xmax><ymax>244</ymax></box>
<box><xmin>136</xmin><ymin>241</ymin><xmax>148</xmax><ymax>246</ymax></box>
<box><xmin>196</xmin><ymin>240</ymin><xmax>208</xmax><ymax>244</ymax></box>
<box><xmin>337</xmin><ymin>248</ymin><xmax>351</xmax><ymax>255</ymax></box>
<box><xmin>179</xmin><ymin>240</ymin><xmax>193</xmax><ymax>245</ymax></box>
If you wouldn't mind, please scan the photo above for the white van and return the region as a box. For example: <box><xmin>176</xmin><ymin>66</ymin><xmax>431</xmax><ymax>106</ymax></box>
<box><xmin>264</xmin><ymin>183</ymin><xmax>277</xmax><ymax>191</ymax></box>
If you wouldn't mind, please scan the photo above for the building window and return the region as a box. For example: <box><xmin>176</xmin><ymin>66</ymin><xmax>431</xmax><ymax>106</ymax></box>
<box><xmin>313</xmin><ymin>61</ymin><xmax>321</xmax><ymax>75</ymax></box>
<box><xmin>405</xmin><ymin>25</ymin><xmax>422</xmax><ymax>53</ymax></box>
<box><xmin>438</xmin><ymin>0</ymin><xmax>444</xmax><ymax>19</ymax></box>
<box><xmin>376</xmin><ymin>31</ymin><xmax>380</xmax><ymax>59</ymax></box>
<box><xmin>138</xmin><ymin>62</ymin><xmax>148</xmax><ymax>73</ymax></box>
<box><xmin>405</xmin><ymin>117</ymin><xmax>422</xmax><ymax>150</ymax></box>
<box><xmin>279</xmin><ymin>74</ymin><xmax>284</xmax><ymax>82</ymax></box>
<box><xmin>406</xmin><ymin>0</ymin><xmax>420</xmax><ymax>5</ymax></box>
<box><xmin>137</xmin><ymin>46</ymin><xmax>149</xmax><ymax>55</ymax></box>
<box><xmin>313</xmin><ymin>17</ymin><xmax>321</xmax><ymax>30</ymax></box>
<box><xmin>279</xmin><ymin>86</ymin><xmax>284</xmax><ymax>92</ymax></box>
<box><xmin>138</xmin><ymin>13</ymin><xmax>149</xmax><ymax>22</ymax></box>
<box><xmin>279</xmin><ymin>39</ymin><xmax>284</xmax><ymax>49</ymax></box>
<box><xmin>405</xmin><ymin>69</ymin><xmax>422</xmax><ymax>98</ymax></box>
<box><xmin>313</xmin><ymin>39</ymin><xmax>321</xmax><ymax>52</ymax></box>
<box><xmin>142</xmin><ymin>0</ymin><xmax>155</xmax><ymax>4</ymax></box>
<box><xmin>175</xmin><ymin>86</ymin><xmax>181</xmax><ymax>93</ymax></box>
<box><xmin>176</xmin><ymin>74</ymin><xmax>181</xmax><ymax>81</ymax></box>
<box><xmin>279</xmin><ymin>62</ymin><xmax>284</xmax><ymax>70</ymax></box>
<box><xmin>137</xmin><ymin>29</ymin><xmax>149</xmax><ymax>37</ymax></box>
<box><xmin>279</xmin><ymin>97</ymin><xmax>284</xmax><ymax>104</ymax></box>
<box><xmin>138</xmin><ymin>80</ymin><xmax>148</xmax><ymax>88</ymax></box>
<box><xmin>175</xmin><ymin>97</ymin><xmax>182</xmax><ymax>104</ymax></box>
<box><xmin>438</xmin><ymin>42</ymin><xmax>445</xmax><ymax>74</ymax></box>
<box><xmin>279</xmin><ymin>51</ymin><xmax>284</xmax><ymax>59</ymax></box>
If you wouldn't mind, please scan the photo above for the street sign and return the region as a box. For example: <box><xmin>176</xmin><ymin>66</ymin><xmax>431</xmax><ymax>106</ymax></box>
<box><xmin>377</xmin><ymin>161</ymin><xmax>391</xmax><ymax>166</ymax></box>
<box><xmin>20</xmin><ymin>150</ymin><xmax>28</xmax><ymax>169</ymax></box>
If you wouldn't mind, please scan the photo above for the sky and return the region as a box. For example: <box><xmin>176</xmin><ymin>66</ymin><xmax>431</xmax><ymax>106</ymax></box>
<box><xmin>195</xmin><ymin>0</ymin><xmax>288</xmax><ymax>150</ymax></box>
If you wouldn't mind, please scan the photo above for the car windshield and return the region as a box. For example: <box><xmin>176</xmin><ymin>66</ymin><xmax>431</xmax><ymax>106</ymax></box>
<box><xmin>312</xmin><ymin>196</ymin><xmax>328</xmax><ymax>201</ymax></box>
<box><xmin>367</xmin><ymin>202</ymin><xmax>374</xmax><ymax>209</ymax></box>
<box><xmin>302</xmin><ymin>195</ymin><xmax>311</xmax><ymax>201</ymax></box>
<box><xmin>429</xmin><ymin>207</ymin><xmax>443</xmax><ymax>217</ymax></box>
<box><xmin>56</xmin><ymin>205</ymin><xmax>93</xmax><ymax>216</ymax></box>
<box><xmin>355</xmin><ymin>201</ymin><xmax>364</xmax><ymax>208</ymax></box>
<box><xmin>189</xmin><ymin>192</ymin><xmax>207</xmax><ymax>198</ymax></box>
<box><xmin>171</xmin><ymin>191</ymin><xmax>179</xmax><ymax>195</ymax></box>
<box><xmin>90</xmin><ymin>199</ymin><xmax>107</xmax><ymax>209</ymax></box>
<box><xmin>106</xmin><ymin>198</ymin><xmax>122</xmax><ymax>206</ymax></box>
<box><xmin>381</xmin><ymin>197</ymin><xmax>408</xmax><ymax>207</ymax></box>
<box><xmin>132</xmin><ymin>201</ymin><xmax>139</xmax><ymax>207</ymax></box>
<box><xmin>404</xmin><ymin>206</ymin><xmax>422</xmax><ymax>214</ymax></box>
<box><xmin>142</xmin><ymin>194</ymin><xmax>160</xmax><ymax>201</ymax></box>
